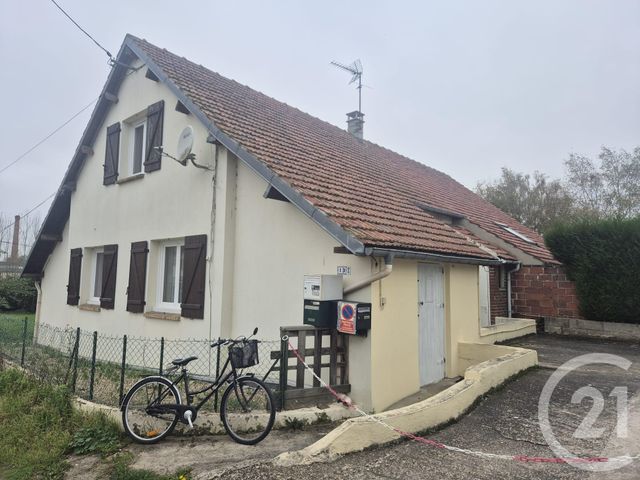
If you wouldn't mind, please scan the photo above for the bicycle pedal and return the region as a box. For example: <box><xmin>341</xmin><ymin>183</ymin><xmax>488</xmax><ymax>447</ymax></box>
<box><xmin>183</xmin><ymin>410</ymin><xmax>194</xmax><ymax>429</ymax></box>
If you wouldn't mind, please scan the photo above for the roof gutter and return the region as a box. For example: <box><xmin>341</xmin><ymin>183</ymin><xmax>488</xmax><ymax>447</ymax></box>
<box><xmin>364</xmin><ymin>247</ymin><xmax>507</xmax><ymax>266</ymax></box>
<box><xmin>125</xmin><ymin>38</ymin><xmax>366</xmax><ymax>256</ymax></box>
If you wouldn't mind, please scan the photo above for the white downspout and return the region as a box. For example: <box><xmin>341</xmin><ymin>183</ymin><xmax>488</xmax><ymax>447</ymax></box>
<box><xmin>343</xmin><ymin>257</ymin><xmax>393</xmax><ymax>295</ymax></box>
<box><xmin>507</xmin><ymin>263</ymin><xmax>521</xmax><ymax>318</ymax></box>
<box><xmin>33</xmin><ymin>280</ymin><xmax>42</xmax><ymax>344</ymax></box>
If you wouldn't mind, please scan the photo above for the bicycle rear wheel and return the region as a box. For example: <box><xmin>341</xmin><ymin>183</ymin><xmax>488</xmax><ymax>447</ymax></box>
<box><xmin>121</xmin><ymin>376</ymin><xmax>181</xmax><ymax>444</ymax></box>
<box><xmin>220</xmin><ymin>376</ymin><xmax>275</xmax><ymax>445</ymax></box>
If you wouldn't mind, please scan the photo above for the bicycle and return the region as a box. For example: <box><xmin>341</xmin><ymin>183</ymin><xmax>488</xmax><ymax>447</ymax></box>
<box><xmin>120</xmin><ymin>328</ymin><xmax>276</xmax><ymax>445</ymax></box>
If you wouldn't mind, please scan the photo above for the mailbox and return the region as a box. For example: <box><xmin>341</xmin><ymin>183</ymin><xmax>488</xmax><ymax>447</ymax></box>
<box><xmin>303</xmin><ymin>300</ymin><xmax>338</xmax><ymax>328</ymax></box>
<box><xmin>337</xmin><ymin>301</ymin><xmax>371</xmax><ymax>335</ymax></box>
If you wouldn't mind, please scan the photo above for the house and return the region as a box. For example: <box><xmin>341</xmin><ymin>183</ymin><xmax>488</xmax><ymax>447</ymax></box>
<box><xmin>22</xmin><ymin>35</ymin><xmax>580</xmax><ymax>412</ymax></box>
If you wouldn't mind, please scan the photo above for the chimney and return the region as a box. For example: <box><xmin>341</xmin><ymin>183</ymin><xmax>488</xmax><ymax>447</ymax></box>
<box><xmin>346</xmin><ymin>111</ymin><xmax>364</xmax><ymax>140</ymax></box>
<box><xmin>10</xmin><ymin>215</ymin><xmax>20</xmax><ymax>262</ymax></box>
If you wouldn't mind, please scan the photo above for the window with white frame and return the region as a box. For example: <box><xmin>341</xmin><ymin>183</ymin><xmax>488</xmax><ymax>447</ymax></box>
<box><xmin>157</xmin><ymin>240</ymin><xmax>185</xmax><ymax>312</ymax></box>
<box><xmin>89</xmin><ymin>248</ymin><xmax>104</xmax><ymax>304</ymax></box>
<box><xmin>129</xmin><ymin>119</ymin><xmax>146</xmax><ymax>175</ymax></box>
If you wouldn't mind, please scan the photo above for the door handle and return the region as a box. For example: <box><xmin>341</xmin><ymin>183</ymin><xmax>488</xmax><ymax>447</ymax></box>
<box><xmin>419</xmin><ymin>301</ymin><xmax>424</xmax><ymax>306</ymax></box>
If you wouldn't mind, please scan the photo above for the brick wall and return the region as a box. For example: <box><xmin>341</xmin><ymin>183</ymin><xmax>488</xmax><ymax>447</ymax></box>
<box><xmin>511</xmin><ymin>265</ymin><xmax>582</xmax><ymax>319</ymax></box>
<box><xmin>489</xmin><ymin>266</ymin><xmax>508</xmax><ymax>321</ymax></box>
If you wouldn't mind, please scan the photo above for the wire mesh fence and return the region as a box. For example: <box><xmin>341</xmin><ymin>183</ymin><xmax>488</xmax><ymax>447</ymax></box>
<box><xmin>0</xmin><ymin>316</ymin><xmax>280</xmax><ymax>409</ymax></box>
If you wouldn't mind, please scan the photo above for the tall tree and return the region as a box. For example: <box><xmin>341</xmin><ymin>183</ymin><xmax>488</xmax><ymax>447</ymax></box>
<box><xmin>565</xmin><ymin>146</ymin><xmax>640</xmax><ymax>219</ymax></box>
<box><xmin>476</xmin><ymin>168</ymin><xmax>573</xmax><ymax>233</ymax></box>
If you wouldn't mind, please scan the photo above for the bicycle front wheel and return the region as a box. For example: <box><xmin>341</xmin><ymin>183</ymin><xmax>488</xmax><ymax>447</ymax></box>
<box><xmin>220</xmin><ymin>376</ymin><xmax>276</xmax><ymax>445</ymax></box>
<box><xmin>121</xmin><ymin>376</ymin><xmax>181</xmax><ymax>444</ymax></box>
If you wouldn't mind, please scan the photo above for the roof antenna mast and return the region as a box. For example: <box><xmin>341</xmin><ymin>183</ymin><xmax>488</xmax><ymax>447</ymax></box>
<box><xmin>331</xmin><ymin>59</ymin><xmax>363</xmax><ymax>113</ymax></box>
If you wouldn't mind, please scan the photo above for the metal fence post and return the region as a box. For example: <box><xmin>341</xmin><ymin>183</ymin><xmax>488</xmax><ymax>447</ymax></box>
<box><xmin>20</xmin><ymin>317</ymin><xmax>28</xmax><ymax>367</ymax></box>
<box><xmin>71</xmin><ymin>327</ymin><xmax>80</xmax><ymax>393</ymax></box>
<box><xmin>89</xmin><ymin>331</ymin><xmax>97</xmax><ymax>400</ymax></box>
<box><xmin>213</xmin><ymin>338</ymin><xmax>221</xmax><ymax>411</ymax></box>
<box><xmin>279</xmin><ymin>333</ymin><xmax>288</xmax><ymax>411</ymax></box>
<box><xmin>119</xmin><ymin>334</ymin><xmax>127</xmax><ymax>405</ymax></box>
<box><xmin>159</xmin><ymin>337</ymin><xmax>164</xmax><ymax>375</ymax></box>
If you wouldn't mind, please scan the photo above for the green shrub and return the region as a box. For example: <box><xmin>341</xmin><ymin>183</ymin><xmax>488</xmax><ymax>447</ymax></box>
<box><xmin>545</xmin><ymin>217</ymin><xmax>640</xmax><ymax>323</ymax></box>
<box><xmin>0</xmin><ymin>277</ymin><xmax>37</xmax><ymax>312</ymax></box>
<box><xmin>69</xmin><ymin>412</ymin><xmax>121</xmax><ymax>456</ymax></box>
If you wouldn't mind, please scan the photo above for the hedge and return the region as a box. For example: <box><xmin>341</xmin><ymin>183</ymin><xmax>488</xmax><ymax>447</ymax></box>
<box><xmin>545</xmin><ymin>217</ymin><xmax>640</xmax><ymax>324</ymax></box>
<box><xmin>0</xmin><ymin>277</ymin><xmax>37</xmax><ymax>312</ymax></box>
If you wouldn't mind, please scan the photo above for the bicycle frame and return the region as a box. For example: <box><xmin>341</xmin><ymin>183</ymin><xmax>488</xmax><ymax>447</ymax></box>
<box><xmin>169</xmin><ymin>354</ymin><xmax>238</xmax><ymax>413</ymax></box>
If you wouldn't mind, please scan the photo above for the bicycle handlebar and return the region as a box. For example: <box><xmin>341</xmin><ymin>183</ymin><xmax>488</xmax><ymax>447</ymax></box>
<box><xmin>210</xmin><ymin>327</ymin><xmax>259</xmax><ymax>348</ymax></box>
<box><xmin>210</xmin><ymin>336</ymin><xmax>255</xmax><ymax>348</ymax></box>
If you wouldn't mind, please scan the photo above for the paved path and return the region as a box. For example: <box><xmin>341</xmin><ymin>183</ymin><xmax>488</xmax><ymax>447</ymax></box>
<box><xmin>216</xmin><ymin>335</ymin><xmax>640</xmax><ymax>479</ymax></box>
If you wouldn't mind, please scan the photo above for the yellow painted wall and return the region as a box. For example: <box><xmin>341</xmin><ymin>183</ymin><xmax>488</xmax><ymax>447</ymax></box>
<box><xmin>445</xmin><ymin>263</ymin><xmax>482</xmax><ymax>377</ymax></box>
<box><xmin>370</xmin><ymin>259</ymin><xmax>420</xmax><ymax>412</ymax></box>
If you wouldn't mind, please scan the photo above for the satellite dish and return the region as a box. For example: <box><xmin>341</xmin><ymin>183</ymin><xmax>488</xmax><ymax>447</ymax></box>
<box><xmin>176</xmin><ymin>126</ymin><xmax>194</xmax><ymax>165</ymax></box>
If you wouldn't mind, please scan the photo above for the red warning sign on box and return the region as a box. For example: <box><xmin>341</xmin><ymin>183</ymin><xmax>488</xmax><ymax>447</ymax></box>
<box><xmin>337</xmin><ymin>302</ymin><xmax>356</xmax><ymax>335</ymax></box>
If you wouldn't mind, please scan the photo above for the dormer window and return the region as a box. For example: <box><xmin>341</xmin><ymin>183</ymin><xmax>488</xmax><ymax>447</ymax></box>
<box><xmin>495</xmin><ymin>222</ymin><xmax>536</xmax><ymax>244</ymax></box>
<box><xmin>415</xmin><ymin>202</ymin><xmax>466</xmax><ymax>226</ymax></box>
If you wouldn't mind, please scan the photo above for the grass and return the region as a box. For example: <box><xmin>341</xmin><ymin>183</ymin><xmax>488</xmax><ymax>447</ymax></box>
<box><xmin>0</xmin><ymin>367</ymin><xmax>120</xmax><ymax>479</ymax></box>
<box><xmin>0</xmin><ymin>312</ymin><xmax>34</xmax><ymax>340</ymax></box>
<box><xmin>0</xmin><ymin>367</ymin><xmax>193</xmax><ymax>480</ymax></box>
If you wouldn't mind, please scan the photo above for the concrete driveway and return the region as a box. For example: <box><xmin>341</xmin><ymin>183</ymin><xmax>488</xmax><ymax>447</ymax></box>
<box><xmin>217</xmin><ymin>334</ymin><xmax>640</xmax><ymax>480</ymax></box>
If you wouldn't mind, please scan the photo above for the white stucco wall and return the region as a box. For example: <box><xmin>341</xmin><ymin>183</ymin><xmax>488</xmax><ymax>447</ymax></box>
<box><xmin>39</xmin><ymin>58</ymin><xmax>215</xmax><ymax>340</ymax></box>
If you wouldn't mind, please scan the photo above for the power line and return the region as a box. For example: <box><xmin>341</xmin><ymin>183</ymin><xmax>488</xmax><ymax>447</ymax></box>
<box><xmin>0</xmin><ymin>193</ymin><xmax>56</xmax><ymax>235</ymax></box>
<box><xmin>49</xmin><ymin>0</ymin><xmax>113</xmax><ymax>61</ymax></box>
<box><xmin>0</xmin><ymin>97</ymin><xmax>98</xmax><ymax>176</ymax></box>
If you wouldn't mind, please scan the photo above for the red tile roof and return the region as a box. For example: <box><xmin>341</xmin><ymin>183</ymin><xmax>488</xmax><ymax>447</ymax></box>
<box><xmin>133</xmin><ymin>37</ymin><xmax>556</xmax><ymax>264</ymax></box>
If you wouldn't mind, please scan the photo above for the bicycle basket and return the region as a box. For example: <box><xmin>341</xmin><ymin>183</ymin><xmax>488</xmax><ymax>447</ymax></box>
<box><xmin>229</xmin><ymin>340</ymin><xmax>259</xmax><ymax>369</ymax></box>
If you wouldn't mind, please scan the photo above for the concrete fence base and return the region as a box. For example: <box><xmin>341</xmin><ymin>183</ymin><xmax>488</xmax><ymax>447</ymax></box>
<box><xmin>73</xmin><ymin>396</ymin><xmax>355</xmax><ymax>435</ymax></box>
<box><xmin>545</xmin><ymin>317</ymin><xmax>640</xmax><ymax>342</ymax></box>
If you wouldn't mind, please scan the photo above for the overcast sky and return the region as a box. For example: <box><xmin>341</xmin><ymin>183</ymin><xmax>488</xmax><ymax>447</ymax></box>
<box><xmin>1</xmin><ymin>0</ymin><xmax>638</xmax><ymax>227</ymax></box>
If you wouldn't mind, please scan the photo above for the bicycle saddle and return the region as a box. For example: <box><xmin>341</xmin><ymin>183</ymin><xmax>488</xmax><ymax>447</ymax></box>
<box><xmin>171</xmin><ymin>356</ymin><xmax>198</xmax><ymax>366</ymax></box>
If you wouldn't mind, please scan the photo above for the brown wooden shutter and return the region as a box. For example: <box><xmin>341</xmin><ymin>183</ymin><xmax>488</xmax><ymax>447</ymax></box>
<box><xmin>181</xmin><ymin>234</ymin><xmax>207</xmax><ymax>319</ymax></box>
<box><xmin>144</xmin><ymin>100</ymin><xmax>164</xmax><ymax>173</ymax></box>
<box><xmin>126</xmin><ymin>241</ymin><xmax>148</xmax><ymax>313</ymax></box>
<box><xmin>100</xmin><ymin>244</ymin><xmax>118</xmax><ymax>309</ymax></box>
<box><xmin>104</xmin><ymin>123</ymin><xmax>120</xmax><ymax>185</ymax></box>
<box><xmin>66</xmin><ymin>248</ymin><xmax>83</xmax><ymax>305</ymax></box>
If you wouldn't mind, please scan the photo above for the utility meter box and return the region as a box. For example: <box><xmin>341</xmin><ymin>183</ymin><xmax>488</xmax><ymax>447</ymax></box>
<box><xmin>303</xmin><ymin>274</ymin><xmax>343</xmax><ymax>301</ymax></box>
<box><xmin>303</xmin><ymin>300</ymin><xmax>338</xmax><ymax>328</ymax></box>
<box><xmin>337</xmin><ymin>301</ymin><xmax>372</xmax><ymax>335</ymax></box>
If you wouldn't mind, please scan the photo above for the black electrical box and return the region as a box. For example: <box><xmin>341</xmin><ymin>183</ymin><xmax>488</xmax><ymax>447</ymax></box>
<box><xmin>303</xmin><ymin>300</ymin><xmax>338</xmax><ymax>328</ymax></box>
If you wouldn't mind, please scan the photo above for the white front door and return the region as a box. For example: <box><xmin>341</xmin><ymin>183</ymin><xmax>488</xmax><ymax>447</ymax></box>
<box><xmin>418</xmin><ymin>264</ymin><xmax>446</xmax><ymax>385</ymax></box>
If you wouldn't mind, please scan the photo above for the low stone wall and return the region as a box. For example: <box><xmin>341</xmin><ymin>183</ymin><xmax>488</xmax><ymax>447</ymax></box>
<box><xmin>74</xmin><ymin>397</ymin><xmax>355</xmax><ymax>435</ymax></box>
<box><xmin>479</xmin><ymin>317</ymin><xmax>537</xmax><ymax>344</ymax></box>
<box><xmin>545</xmin><ymin>317</ymin><xmax>640</xmax><ymax>341</ymax></box>
<box><xmin>275</xmin><ymin>342</ymin><xmax>538</xmax><ymax>464</ymax></box>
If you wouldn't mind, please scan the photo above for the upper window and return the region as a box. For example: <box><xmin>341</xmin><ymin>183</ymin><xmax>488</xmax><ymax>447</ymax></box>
<box><xmin>89</xmin><ymin>248</ymin><xmax>104</xmax><ymax>304</ymax></box>
<box><xmin>157</xmin><ymin>241</ymin><xmax>185</xmax><ymax>312</ymax></box>
<box><xmin>495</xmin><ymin>222</ymin><xmax>536</xmax><ymax>244</ymax></box>
<box><xmin>130</xmin><ymin>120</ymin><xmax>146</xmax><ymax>175</ymax></box>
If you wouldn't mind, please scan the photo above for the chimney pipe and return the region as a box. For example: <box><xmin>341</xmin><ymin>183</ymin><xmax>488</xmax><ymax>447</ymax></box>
<box><xmin>10</xmin><ymin>215</ymin><xmax>20</xmax><ymax>262</ymax></box>
<box><xmin>346</xmin><ymin>111</ymin><xmax>364</xmax><ymax>140</ymax></box>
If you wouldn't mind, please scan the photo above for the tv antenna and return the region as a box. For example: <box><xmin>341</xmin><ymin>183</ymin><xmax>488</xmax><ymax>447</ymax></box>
<box><xmin>331</xmin><ymin>59</ymin><xmax>363</xmax><ymax>112</ymax></box>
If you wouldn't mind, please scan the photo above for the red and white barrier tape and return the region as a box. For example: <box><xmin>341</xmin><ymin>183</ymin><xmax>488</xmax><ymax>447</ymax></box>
<box><xmin>284</xmin><ymin>337</ymin><xmax>638</xmax><ymax>465</ymax></box>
